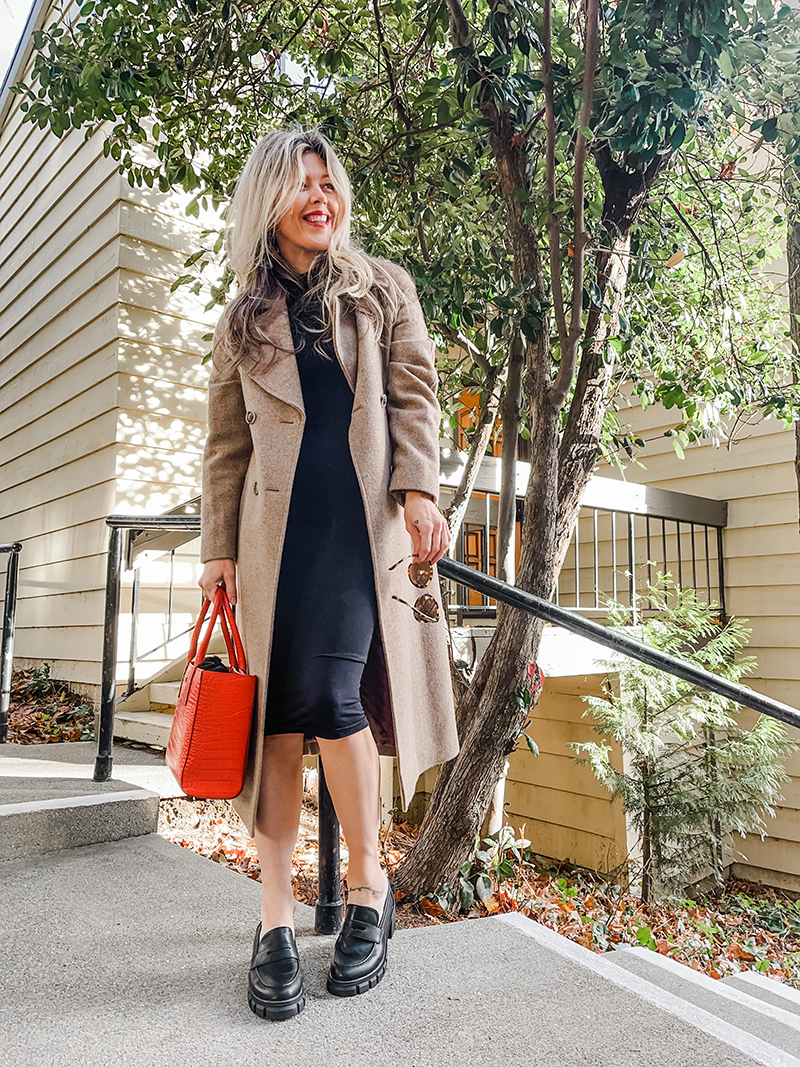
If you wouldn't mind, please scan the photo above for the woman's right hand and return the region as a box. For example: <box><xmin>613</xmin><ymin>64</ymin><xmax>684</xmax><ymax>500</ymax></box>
<box><xmin>199</xmin><ymin>559</ymin><xmax>237</xmax><ymax>605</ymax></box>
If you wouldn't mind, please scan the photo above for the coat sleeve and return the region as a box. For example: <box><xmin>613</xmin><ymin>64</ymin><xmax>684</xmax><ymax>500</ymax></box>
<box><xmin>384</xmin><ymin>266</ymin><xmax>442</xmax><ymax>509</ymax></box>
<box><xmin>199</xmin><ymin>319</ymin><xmax>254</xmax><ymax>563</ymax></box>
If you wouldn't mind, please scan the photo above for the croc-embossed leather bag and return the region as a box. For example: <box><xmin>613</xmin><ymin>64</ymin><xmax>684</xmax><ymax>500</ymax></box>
<box><xmin>166</xmin><ymin>586</ymin><xmax>255</xmax><ymax>798</ymax></box>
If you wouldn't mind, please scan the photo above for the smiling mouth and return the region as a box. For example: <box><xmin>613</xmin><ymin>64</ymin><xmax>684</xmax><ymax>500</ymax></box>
<box><xmin>303</xmin><ymin>213</ymin><xmax>330</xmax><ymax>226</ymax></box>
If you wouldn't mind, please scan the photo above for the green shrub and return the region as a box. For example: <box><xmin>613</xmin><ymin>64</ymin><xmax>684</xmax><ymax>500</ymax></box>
<box><xmin>571</xmin><ymin>577</ymin><xmax>797</xmax><ymax>902</ymax></box>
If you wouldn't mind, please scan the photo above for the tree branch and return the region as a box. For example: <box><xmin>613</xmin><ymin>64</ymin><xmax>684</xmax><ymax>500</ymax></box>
<box><xmin>549</xmin><ymin>0</ymin><xmax>600</xmax><ymax>408</ymax></box>
<box><xmin>543</xmin><ymin>0</ymin><xmax>570</xmax><ymax>363</ymax></box>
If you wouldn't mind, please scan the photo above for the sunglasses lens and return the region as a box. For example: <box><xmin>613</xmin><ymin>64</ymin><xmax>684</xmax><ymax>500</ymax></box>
<box><xmin>408</xmin><ymin>560</ymin><xmax>433</xmax><ymax>588</ymax></box>
<box><xmin>414</xmin><ymin>594</ymin><xmax>439</xmax><ymax>623</ymax></box>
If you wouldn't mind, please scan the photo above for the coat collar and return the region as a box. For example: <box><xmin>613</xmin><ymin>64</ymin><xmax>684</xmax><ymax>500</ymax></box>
<box><xmin>239</xmin><ymin>288</ymin><xmax>361</xmax><ymax>413</ymax></box>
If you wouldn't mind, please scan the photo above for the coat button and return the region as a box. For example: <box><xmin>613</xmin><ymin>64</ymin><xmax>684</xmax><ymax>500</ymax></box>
<box><xmin>246</xmin><ymin>411</ymin><xmax>257</xmax><ymax>424</ymax></box>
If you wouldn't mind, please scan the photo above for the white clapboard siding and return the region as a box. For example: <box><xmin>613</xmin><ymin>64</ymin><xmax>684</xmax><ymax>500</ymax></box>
<box><xmin>8</xmin><ymin>519</ymin><xmax>111</xmax><ymax>571</ymax></box>
<box><xmin>598</xmin><ymin>396</ymin><xmax>800</xmax><ymax>886</ymax></box>
<box><xmin>504</xmin><ymin>677</ymin><xmax>630</xmax><ymax>874</ymax></box>
<box><xmin>0</xmin><ymin>0</ymin><xmax>217</xmax><ymax>689</ymax></box>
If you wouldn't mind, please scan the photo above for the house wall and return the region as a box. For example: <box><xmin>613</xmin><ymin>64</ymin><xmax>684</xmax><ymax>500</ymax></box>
<box><xmin>0</xmin><ymin>10</ymin><xmax>120</xmax><ymax>690</ymax></box>
<box><xmin>601</xmin><ymin>397</ymin><xmax>800</xmax><ymax>888</ymax></box>
<box><xmin>504</xmin><ymin>675</ymin><xmax>630</xmax><ymax>875</ymax></box>
<box><xmin>0</xmin><ymin>0</ymin><xmax>217</xmax><ymax>696</ymax></box>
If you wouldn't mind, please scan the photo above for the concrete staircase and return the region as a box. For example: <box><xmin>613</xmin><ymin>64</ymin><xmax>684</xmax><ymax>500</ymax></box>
<box><xmin>605</xmin><ymin>943</ymin><xmax>800</xmax><ymax>1061</ymax></box>
<box><xmin>2</xmin><ymin>740</ymin><xmax>800</xmax><ymax>1065</ymax></box>
<box><xmin>112</xmin><ymin>644</ymin><xmax>206</xmax><ymax>746</ymax></box>
<box><xmin>0</xmin><ymin>740</ymin><xmax>182</xmax><ymax>860</ymax></box>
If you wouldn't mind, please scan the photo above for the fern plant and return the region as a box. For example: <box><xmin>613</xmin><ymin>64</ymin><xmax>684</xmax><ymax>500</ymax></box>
<box><xmin>571</xmin><ymin>577</ymin><xmax>797</xmax><ymax>902</ymax></box>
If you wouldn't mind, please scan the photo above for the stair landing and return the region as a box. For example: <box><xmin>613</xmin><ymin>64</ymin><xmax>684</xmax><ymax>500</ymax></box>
<box><xmin>1</xmin><ymin>829</ymin><xmax>791</xmax><ymax>1067</ymax></box>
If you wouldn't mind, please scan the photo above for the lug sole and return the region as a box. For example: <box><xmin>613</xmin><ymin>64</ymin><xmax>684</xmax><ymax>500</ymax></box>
<box><xmin>247</xmin><ymin>989</ymin><xmax>306</xmax><ymax>1020</ymax></box>
<box><xmin>326</xmin><ymin>955</ymin><xmax>388</xmax><ymax>998</ymax></box>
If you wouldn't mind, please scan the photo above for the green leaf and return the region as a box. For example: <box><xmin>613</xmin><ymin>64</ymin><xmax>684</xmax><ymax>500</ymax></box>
<box><xmin>636</xmin><ymin>926</ymin><xmax>657</xmax><ymax>949</ymax></box>
<box><xmin>474</xmin><ymin>873</ymin><xmax>493</xmax><ymax>901</ymax></box>
<box><xmin>523</xmin><ymin>733</ymin><xmax>539</xmax><ymax>757</ymax></box>
<box><xmin>717</xmin><ymin>51</ymin><xmax>734</xmax><ymax>79</ymax></box>
<box><xmin>760</xmin><ymin>117</ymin><xmax>778</xmax><ymax>143</ymax></box>
<box><xmin>459</xmin><ymin>879</ymin><xmax>475</xmax><ymax>912</ymax></box>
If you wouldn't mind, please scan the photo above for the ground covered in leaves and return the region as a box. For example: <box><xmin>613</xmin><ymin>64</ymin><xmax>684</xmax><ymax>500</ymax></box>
<box><xmin>5</xmin><ymin>666</ymin><xmax>95</xmax><ymax>744</ymax></box>
<box><xmin>158</xmin><ymin>794</ymin><xmax>800</xmax><ymax>985</ymax></box>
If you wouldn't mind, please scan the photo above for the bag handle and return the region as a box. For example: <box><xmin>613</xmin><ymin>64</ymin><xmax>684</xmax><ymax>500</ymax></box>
<box><xmin>186</xmin><ymin>595</ymin><xmax>214</xmax><ymax>665</ymax></box>
<box><xmin>189</xmin><ymin>587</ymin><xmax>248</xmax><ymax>673</ymax></box>
<box><xmin>195</xmin><ymin>587</ymin><xmax>231</xmax><ymax>666</ymax></box>
<box><xmin>218</xmin><ymin>588</ymin><xmax>249</xmax><ymax>672</ymax></box>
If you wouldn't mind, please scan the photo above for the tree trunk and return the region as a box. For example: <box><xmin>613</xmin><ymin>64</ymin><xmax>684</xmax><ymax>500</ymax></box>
<box><xmin>394</xmin><ymin>10</ymin><xmax>666</xmax><ymax>903</ymax></box>
<box><xmin>555</xmin><ymin>227</ymin><xmax>632</xmax><ymax>567</ymax></box>
<box><xmin>444</xmin><ymin>359</ymin><xmax>506</xmax><ymax>542</ymax></box>
<box><xmin>441</xmin><ymin>358</ymin><xmax>507</xmax><ymax>710</ymax></box>
<box><xmin>395</xmin><ymin>364</ymin><xmax>560</xmax><ymax>897</ymax></box>
<box><xmin>497</xmin><ymin>331</ymin><xmax>524</xmax><ymax>584</ymax></box>
<box><xmin>555</xmin><ymin>151</ymin><xmax>662</xmax><ymax>567</ymax></box>
<box><xmin>480</xmin><ymin>333</ymin><xmax>524</xmax><ymax>834</ymax></box>
<box><xmin>641</xmin><ymin>773</ymin><xmax>653</xmax><ymax>904</ymax></box>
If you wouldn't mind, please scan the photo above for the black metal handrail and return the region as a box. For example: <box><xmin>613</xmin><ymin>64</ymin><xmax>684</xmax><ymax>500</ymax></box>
<box><xmin>0</xmin><ymin>542</ymin><xmax>22</xmax><ymax>744</ymax></box>
<box><xmin>94</xmin><ymin>515</ymin><xmax>800</xmax><ymax>936</ymax></box>
<box><xmin>436</xmin><ymin>557</ymin><xmax>800</xmax><ymax>731</ymax></box>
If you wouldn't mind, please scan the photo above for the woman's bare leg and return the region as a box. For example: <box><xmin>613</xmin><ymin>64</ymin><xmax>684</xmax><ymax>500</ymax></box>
<box><xmin>252</xmin><ymin>732</ymin><xmax>305</xmax><ymax>932</ymax></box>
<box><xmin>315</xmin><ymin>726</ymin><xmax>389</xmax><ymax>911</ymax></box>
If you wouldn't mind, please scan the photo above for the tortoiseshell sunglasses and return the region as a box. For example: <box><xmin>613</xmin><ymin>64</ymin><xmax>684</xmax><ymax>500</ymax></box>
<box><xmin>389</xmin><ymin>554</ymin><xmax>439</xmax><ymax>623</ymax></box>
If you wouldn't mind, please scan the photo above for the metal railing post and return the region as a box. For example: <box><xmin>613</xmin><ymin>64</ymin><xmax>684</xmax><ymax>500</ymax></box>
<box><xmin>717</xmin><ymin>526</ymin><xmax>727</xmax><ymax>624</ymax></box>
<box><xmin>94</xmin><ymin>525</ymin><xmax>122</xmax><ymax>781</ymax></box>
<box><xmin>127</xmin><ymin>566</ymin><xmax>140</xmax><ymax>697</ymax></box>
<box><xmin>316</xmin><ymin>758</ymin><xmax>343</xmax><ymax>934</ymax></box>
<box><xmin>0</xmin><ymin>543</ymin><xmax>22</xmax><ymax>744</ymax></box>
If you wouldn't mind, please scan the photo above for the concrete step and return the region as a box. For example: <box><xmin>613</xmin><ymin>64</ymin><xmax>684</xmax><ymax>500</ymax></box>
<box><xmin>0</xmin><ymin>786</ymin><xmax>158</xmax><ymax>861</ymax></box>
<box><xmin>1</xmin><ymin>832</ymin><xmax>791</xmax><ymax>1067</ymax></box>
<box><xmin>723</xmin><ymin>971</ymin><xmax>800</xmax><ymax>1019</ymax></box>
<box><xmin>606</xmin><ymin>944</ymin><xmax>800</xmax><ymax>1059</ymax></box>
<box><xmin>150</xmin><ymin>681</ymin><xmax>180</xmax><ymax>705</ymax></box>
<box><xmin>0</xmin><ymin>740</ymin><xmax>183</xmax><ymax>861</ymax></box>
<box><xmin>114</xmin><ymin>708</ymin><xmax>174</xmax><ymax>746</ymax></box>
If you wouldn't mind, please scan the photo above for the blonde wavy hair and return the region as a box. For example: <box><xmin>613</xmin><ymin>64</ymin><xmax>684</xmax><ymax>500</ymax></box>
<box><xmin>215</xmin><ymin>127</ymin><xmax>403</xmax><ymax>365</ymax></box>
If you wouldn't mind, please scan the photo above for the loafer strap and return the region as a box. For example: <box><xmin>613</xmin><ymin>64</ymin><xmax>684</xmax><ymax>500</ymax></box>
<box><xmin>252</xmin><ymin>944</ymin><xmax>299</xmax><ymax>969</ymax></box>
<box><xmin>341</xmin><ymin>916</ymin><xmax>382</xmax><ymax>944</ymax></box>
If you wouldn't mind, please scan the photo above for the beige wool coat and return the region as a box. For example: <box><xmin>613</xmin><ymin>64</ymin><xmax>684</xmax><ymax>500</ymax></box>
<box><xmin>199</xmin><ymin>257</ymin><xmax>460</xmax><ymax>837</ymax></box>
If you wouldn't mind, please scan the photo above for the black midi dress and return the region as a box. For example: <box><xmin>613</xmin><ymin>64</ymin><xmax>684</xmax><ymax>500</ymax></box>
<box><xmin>263</xmin><ymin>268</ymin><xmax>379</xmax><ymax>741</ymax></box>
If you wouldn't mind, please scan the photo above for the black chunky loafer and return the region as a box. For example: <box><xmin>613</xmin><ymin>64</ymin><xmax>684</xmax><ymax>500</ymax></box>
<box><xmin>247</xmin><ymin>923</ymin><xmax>306</xmax><ymax>1020</ymax></box>
<box><xmin>326</xmin><ymin>881</ymin><xmax>396</xmax><ymax>997</ymax></box>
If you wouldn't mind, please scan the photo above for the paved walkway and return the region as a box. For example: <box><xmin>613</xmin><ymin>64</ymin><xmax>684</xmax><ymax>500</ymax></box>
<box><xmin>1</xmin><ymin>831</ymin><xmax>786</xmax><ymax>1067</ymax></box>
<box><xmin>0</xmin><ymin>740</ymin><xmax>181</xmax><ymax>802</ymax></box>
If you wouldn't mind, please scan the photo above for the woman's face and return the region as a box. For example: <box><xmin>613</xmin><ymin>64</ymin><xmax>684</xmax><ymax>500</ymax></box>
<box><xmin>275</xmin><ymin>151</ymin><xmax>340</xmax><ymax>273</ymax></box>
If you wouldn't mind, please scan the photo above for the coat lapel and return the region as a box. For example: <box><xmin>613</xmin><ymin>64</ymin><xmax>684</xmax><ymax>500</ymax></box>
<box><xmin>240</xmin><ymin>287</ymin><xmax>361</xmax><ymax>409</ymax></box>
<box><xmin>238</xmin><ymin>294</ymin><xmax>304</xmax><ymax>411</ymax></box>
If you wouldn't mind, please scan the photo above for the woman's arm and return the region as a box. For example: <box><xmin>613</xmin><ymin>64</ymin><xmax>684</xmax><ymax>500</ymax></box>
<box><xmin>199</xmin><ymin>321</ymin><xmax>254</xmax><ymax>571</ymax></box>
<box><xmin>382</xmin><ymin>265</ymin><xmax>450</xmax><ymax>564</ymax></box>
<box><xmin>384</xmin><ymin>266</ymin><xmax>442</xmax><ymax>509</ymax></box>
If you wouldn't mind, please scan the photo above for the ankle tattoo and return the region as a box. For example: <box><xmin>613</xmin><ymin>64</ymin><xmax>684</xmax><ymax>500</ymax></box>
<box><xmin>347</xmin><ymin>884</ymin><xmax>383</xmax><ymax>897</ymax></box>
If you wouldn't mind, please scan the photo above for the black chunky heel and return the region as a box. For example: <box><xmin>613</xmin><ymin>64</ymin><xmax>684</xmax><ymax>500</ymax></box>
<box><xmin>327</xmin><ymin>880</ymin><xmax>396</xmax><ymax>997</ymax></box>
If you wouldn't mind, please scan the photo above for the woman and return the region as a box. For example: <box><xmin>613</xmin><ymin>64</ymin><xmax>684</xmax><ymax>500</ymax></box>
<box><xmin>198</xmin><ymin>128</ymin><xmax>459</xmax><ymax>1020</ymax></box>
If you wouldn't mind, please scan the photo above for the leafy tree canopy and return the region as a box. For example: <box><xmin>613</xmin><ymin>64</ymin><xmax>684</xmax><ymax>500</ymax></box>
<box><xmin>13</xmin><ymin>0</ymin><xmax>800</xmax><ymax>460</ymax></box>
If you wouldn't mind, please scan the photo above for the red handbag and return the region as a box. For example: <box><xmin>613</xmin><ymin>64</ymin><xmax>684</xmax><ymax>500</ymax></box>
<box><xmin>165</xmin><ymin>586</ymin><xmax>256</xmax><ymax>799</ymax></box>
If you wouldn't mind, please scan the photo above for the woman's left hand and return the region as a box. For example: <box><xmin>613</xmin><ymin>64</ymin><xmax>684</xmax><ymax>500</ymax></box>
<box><xmin>404</xmin><ymin>492</ymin><xmax>450</xmax><ymax>564</ymax></box>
